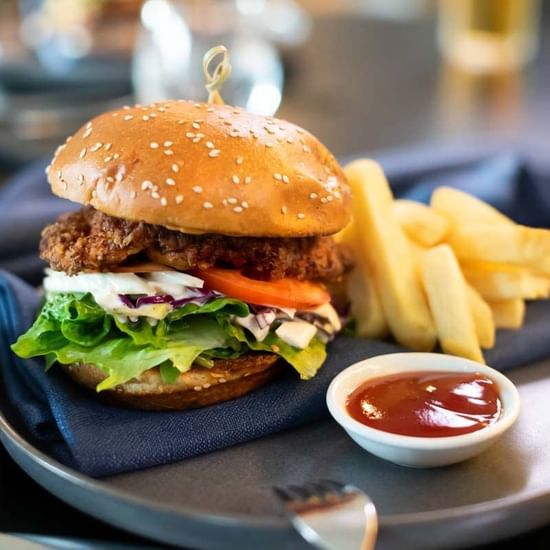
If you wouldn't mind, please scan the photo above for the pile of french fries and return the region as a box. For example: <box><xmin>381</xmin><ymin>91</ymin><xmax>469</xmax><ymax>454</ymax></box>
<box><xmin>339</xmin><ymin>159</ymin><xmax>550</xmax><ymax>363</ymax></box>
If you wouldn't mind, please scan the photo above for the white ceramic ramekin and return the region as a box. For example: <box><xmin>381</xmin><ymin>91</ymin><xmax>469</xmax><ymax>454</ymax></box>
<box><xmin>326</xmin><ymin>353</ymin><xmax>520</xmax><ymax>468</ymax></box>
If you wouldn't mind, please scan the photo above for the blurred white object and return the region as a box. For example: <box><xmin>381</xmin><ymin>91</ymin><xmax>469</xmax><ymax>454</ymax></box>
<box><xmin>132</xmin><ymin>0</ymin><xmax>308</xmax><ymax>115</ymax></box>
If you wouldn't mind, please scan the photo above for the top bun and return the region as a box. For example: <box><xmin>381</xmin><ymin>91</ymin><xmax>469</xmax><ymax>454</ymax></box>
<box><xmin>47</xmin><ymin>100</ymin><xmax>351</xmax><ymax>237</ymax></box>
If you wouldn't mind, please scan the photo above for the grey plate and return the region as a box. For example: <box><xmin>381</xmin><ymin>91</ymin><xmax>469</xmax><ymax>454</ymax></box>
<box><xmin>2</xmin><ymin>359</ymin><xmax>550</xmax><ymax>550</ymax></box>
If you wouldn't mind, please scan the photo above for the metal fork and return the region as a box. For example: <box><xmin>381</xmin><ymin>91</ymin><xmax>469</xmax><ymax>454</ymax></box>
<box><xmin>273</xmin><ymin>479</ymin><xmax>378</xmax><ymax>550</ymax></box>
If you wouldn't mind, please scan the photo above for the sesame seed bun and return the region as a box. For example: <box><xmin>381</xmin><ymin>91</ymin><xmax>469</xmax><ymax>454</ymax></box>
<box><xmin>61</xmin><ymin>353</ymin><xmax>281</xmax><ymax>411</ymax></box>
<box><xmin>47</xmin><ymin>100</ymin><xmax>351</xmax><ymax>237</ymax></box>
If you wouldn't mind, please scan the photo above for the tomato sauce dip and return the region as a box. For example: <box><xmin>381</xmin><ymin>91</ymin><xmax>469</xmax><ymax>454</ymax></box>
<box><xmin>346</xmin><ymin>371</ymin><xmax>502</xmax><ymax>437</ymax></box>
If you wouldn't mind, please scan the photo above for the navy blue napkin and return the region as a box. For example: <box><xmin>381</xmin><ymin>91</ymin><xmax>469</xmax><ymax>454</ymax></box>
<box><xmin>1</xmin><ymin>144</ymin><xmax>550</xmax><ymax>478</ymax></box>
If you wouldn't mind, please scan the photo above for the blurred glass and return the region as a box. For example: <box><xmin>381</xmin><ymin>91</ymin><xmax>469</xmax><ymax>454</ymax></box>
<box><xmin>17</xmin><ymin>0</ymin><xmax>140</xmax><ymax>73</ymax></box>
<box><xmin>133</xmin><ymin>0</ymin><xmax>310</xmax><ymax>115</ymax></box>
<box><xmin>438</xmin><ymin>0</ymin><xmax>540</xmax><ymax>74</ymax></box>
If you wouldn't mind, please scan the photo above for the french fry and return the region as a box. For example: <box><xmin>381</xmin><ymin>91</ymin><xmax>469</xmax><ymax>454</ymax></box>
<box><xmin>448</xmin><ymin>224</ymin><xmax>550</xmax><ymax>275</ymax></box>
<box><xmin>431</xmin><ymin>187</ymin><xmax>514</xmax><ymax>227</ymax></box>
<box><xmin>462</xmin><ymin>261</ymin><xmax>550</xmax><ymax>300</ymax></box>
<box><xmin>393</xmin><ymin>199</ymin><xmax>449</xmax><ymax>247</ymax></box>
<box><xmin>347</xmin><ymin>265</ymin><xmax>388</xmax><ymax>339</ymax></box>
<box><xmin>421</xmin><ymin>245</ymin><xmax>484</xmax><ymax>363</ymax></box>
<box><xmin>340</xmin><ymin>222</ymin><xmax>388</xmax><ymax>338</ymax></box>
<box><xmin>344</xmin><ymin>159</ymin><xmax>436</xmax><ymax>351</ymax></box>
<box><xmin>466</xmin><ymin>284</ymin><xmax>496</xmax><ymax>349</ymax></box>
<box><xmin>488</xmin><ymin>299</ymin><xmax>526</xmax><ymax>329</ymax></box>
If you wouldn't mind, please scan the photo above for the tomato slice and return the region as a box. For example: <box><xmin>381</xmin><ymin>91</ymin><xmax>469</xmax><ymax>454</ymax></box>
<box><xmin>195</xmin><ymin>268</ymin><xmax>330</xmax><ymax>309</ymax></box>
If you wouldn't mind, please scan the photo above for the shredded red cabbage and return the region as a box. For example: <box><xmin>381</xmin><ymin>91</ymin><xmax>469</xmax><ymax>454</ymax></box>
<box><xmin>118</xmin><ymin>290</ymin><xmax>223</xmax><ymax>310</ymax></box>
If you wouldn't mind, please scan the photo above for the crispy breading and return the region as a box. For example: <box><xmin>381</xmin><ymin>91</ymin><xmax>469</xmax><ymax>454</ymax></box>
<box><xmin>40</xmin><ymin>207</ymin><xmax>352</xmax><ymax>281</ymax></box>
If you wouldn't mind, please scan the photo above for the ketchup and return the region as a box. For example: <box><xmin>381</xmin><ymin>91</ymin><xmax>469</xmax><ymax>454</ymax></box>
<box><xmin>346</xmin><ymin>371</ymin><xmax>502</xmax><ymax>437</ymax></box>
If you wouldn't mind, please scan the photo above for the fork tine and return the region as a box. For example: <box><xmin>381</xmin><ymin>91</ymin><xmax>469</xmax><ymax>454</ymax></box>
<box><xmin>272</xmin><ymin>486</ymin><xmax>294</xmax><ymax>502</ymax></box>
<box><xmin>317</xmin><ymin>479</ymin><xmax>347</xmax><ymax>492</ymax></box>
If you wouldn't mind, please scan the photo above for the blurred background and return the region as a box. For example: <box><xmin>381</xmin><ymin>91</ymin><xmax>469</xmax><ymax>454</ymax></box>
<box><xmin>0</xmin><ymin>0</ymin><xmax>548</xmax><ymax>176</ymax></box>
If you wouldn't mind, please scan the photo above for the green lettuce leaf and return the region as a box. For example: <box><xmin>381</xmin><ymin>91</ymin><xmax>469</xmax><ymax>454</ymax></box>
<box><xmin>11</xmin><ymin>293</ymin><xmax>327</xmax><ymax>391</ymax></box>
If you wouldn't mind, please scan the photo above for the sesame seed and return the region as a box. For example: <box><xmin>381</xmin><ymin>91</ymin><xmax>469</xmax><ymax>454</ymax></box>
<box><xmin>104</xmin><ymin>156</ymin><xmax>112</xmax><ymax>162</ymax></box>
<box><xmin>273</xmin><ymin>173</ymin><xmax>282</xmax><ymax>181</ymax></box>
<box><xmin>297</xmin><ymin>213</ymin><xmax>305</xmax><ymax>219</ymax></box>
<box><xmin>178</xmin><ymin>119</ymin><xmax>185</xmax><ymax>124</ymax></box>
<box><xmin>171</xmin><ymin>164</ymin><xmax>179</xmax><ymax>173</ymax></box>
<box><xmin>196</xmin><ymin>133</ymin><xmax>205</xmax><ymax>138</ymax></box>
<box><xmin>241</xmin><ymin>201</ymin><xmax>249</xmax><ymax>208</ymax></box>
<box><xmin>141</xmin><ymin>180</ymin><xmax>153</xmax><ymax>190</ymax></box>
<box><xmin>163</xmin><ymin>141</ymin><xmax>173</xmax><ymax>147</ymax></box>
<box><xmin>266</xmin><ymin>143</ymin><xmax>274</xmax><ymax>148</ymax></box>
<box><xmin>152</xmin><ymin>184</ymin><xmax>158</xmax><ymax>192</ymax></box>
<box><xmin>165</xmin><ymin>178</ymin><xmax>176</xmax><ymax>186</ymax></box>
<box><xmin>230</xmin><ymin>130</ymin><xmax>240</xmax><ymax>137</ymax></box>
<box><xmin>124</xmin><ymin>115</ymin><xmax>134</xmax><ymax>121</ymax></box>
<box><xmin>149</xmin><ymin>113</ymin><xmax>157</xmax><ymax>118</ymax></box>
<box><xmin>85</xmin><ymin>121</ymin><xmax>92</xmax><ymax>129</ymax></box>
<box><xmin>175</xmin><ymin>195</ymin><xmax>184</xmax><ymax>204</ymax></box>
<box><xmin>194</xmin><ymin>103</ymin><xmax>201</xmax><ymax>108</ymax></box>
<box><xmin>130</xmin><ymin>191</ymin><xmax>137</xmax><ymax>199</ymax></box>
<box><xmin>287</xmin><ymin>138</ymin><xmax>294</xmax><ymax>144</ymax></box>
<box><xmin>281</xmin><ymin>206</ymin><xmax>287</xmax><ymax>215</ymax></box>
<box><xmin>194</xmin><ymin>386</ymin><xmax>202</xmax><ymax>391</ymax></box>
<box><xmin>192</xmin><ymin>186</ymin><xmax>203</xmax><ymax>193</ymax></box>
<box><xmin>228</xmin><ymin>197</ymin><xmax>238</xmax><ymax>205</ymax></box>
<box><xmin>320</xmin><ymin>197</ymin><xmax>328</xmax><ymax>203</ymax></box>
<box><xmin>203</xmin><ymin>201</ymin><xmax>213</xmax><ymax>209</ymax></box>
<box><xmin>164</xmin><ymin>150</ymin><xmax>174</xmax><ymax>155</ymax></box>
<box><xmin>209</xmin><ymin>150</ymin><xmax>220</xmax><ymax>158</ymax></box>
<box><xmin>297</xmin><ymin>128</ymin><xmax>305</xmax><ymax>134</ymax></box>
<box><xmin>141</xmin><ymin>107</ymin><xmax>149</xmax><ymax>111</ymax></box>
<box><xmin>203</xmin><ymin>383</ymin><xmax>211</xmax><ymax>389</ymax></box>
<box><xmin>233</xmin><ymin>206</ymin><xmax>243</xmax><ymax>213</ymax></box>
<box><xmin>236</xmin><ymin>156</ymin><xmax>243</xmax><ymax>165</ymax></box>
<box><xmin>309</xmin><ymin>192</ymin><xmax>318</xmax><ymax>199</ymax></box>
<box><xmin>244</xmin><ymin>176</ymin><xmax>252</xmax><ymax>184</ymax></box>
<box><xmin>160</xmin><ymin>197</ymin><xmax>168</xmax><ymax>206</ymax></box>
<box><xmin>186</xmin><ymin>132</ymin><xmax>195</xmax><ymax>138</ymax></box>
<box><xmin>232</xmin><ymin>175</ymin><xmax>240</xmax><ymax>184</ymax></box>
<box><xmin>57</xmin><ymin>170</ymin><xmax>62</xmax><ymax>179</ymax></box>
<box><xmin>265</xmin><ymin>126</ymin><xmax>276</xmax><ymax>134</ymax></box>
<box><xmin>192</xmin><ymin>122</ymin><xmax>200</xmax><ymax>129</ymax></box>
<box><xmin>223</xmin><ymin>120</ymin><xmax>232</xmax><ymax>126</ymax></box>
<box><xmin>192</xmin><ymin>137</ymin><xmax>201</xmax><ymax>143</ymax></box>
<box><xmin>104</xmin><ymin>143</ymin><xmax>112</xmax><ymax>150</ymax></box>
<box><xmin>83</xmin><ymin>128</ymin><xmax>93</xmax><ymax>138</ymax></box>
<box><xmin>206</xmin><ymin>141</ymin><xmax>215</xmax><ymax>149</ymax></box>
<box><xmin>113</xmin><ymin>153</ymin><xmax>120</xmax><ymax>160</ymax></box>
<box><xmin>219</xmin><ymin>378</ymin><xmax>227</xmax><ymax>384</ymax></box>
<box><xmin>77</xmin><ymin>174</ymin><xmax>84</xmax><ymax>185</ymax></box>
<box><xmin>143</xmin><ymin>116</ymin><xmax>151</xmax><ymax>121</ymax></box>
<box><xmin>282</xmin><ymin>175</ymin><xmax>290</xmax><ymax>184</ymax></box>
<box><xmin>303</xmin><ymin>145</ymin><xmax>311</xmax><ymax>153</ymax></box>
<box><xmin>327</xmin><ymin>195</ymin><xmax>334</xmax><ymax>202</ymax></box>
<box><xmin>334</xmin><ymin>191</ymin><xmax>342</xmax><ymax>199</ymax></box>
<box><xmin>158</xmin><ymin>107</ymin><xmax>166</xmax><ymax>112</ymax></box>
<box><xmin>150</xmin><ymin>142</ymin><xmax>159</xmax><ymax>149</ymax></box>
<box><xmin>222</xmin><ymin>199</ymin><xmax>228</xmax><ymax>207</ymax></box>
<box><xmin>122</xmin><ymin>105</ymin><xmax>130</xmax><ymax>110</ymax></box>
<box><xmin>152</xmin><ymin>191</ymin><xmax>160</xmax><ymax>199</ymax></box>
<box><xmin>106</xmin><ymin>176</ymin><xmax>114</xmax><ymax>183</ymax></box>
<box><xmin>207</xmin><ymin>107</ymin><xmax>215</xmax><ymax>112</ymax></box>
<box><xmin>90</xmin><ymin>142</ymin><xmax>102</xmax><ymax>152</ymax></box>
<box><xmin>79</xmin><ymin>148</ymin><xmax>87</xmax><ymax>159</ymax></box>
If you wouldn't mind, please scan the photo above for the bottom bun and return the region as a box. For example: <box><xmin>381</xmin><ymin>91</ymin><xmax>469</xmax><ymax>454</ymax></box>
<box><xmin>61</xmin><ymin>353</ymin><xmax>281</xmax><ymax>411</ymax></box>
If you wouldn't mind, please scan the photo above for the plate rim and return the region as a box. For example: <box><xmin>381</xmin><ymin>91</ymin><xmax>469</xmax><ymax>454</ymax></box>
<box><xmin>2</xmin><ymin>397</ymin><xmax>550</xmax><ymax>532</ymax></box>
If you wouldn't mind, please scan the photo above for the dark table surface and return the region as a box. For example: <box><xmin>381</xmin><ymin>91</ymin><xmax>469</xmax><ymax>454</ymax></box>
<box><xmin>2</xmin><ymin>6</ymin><xmax>550</xmax><ymax>549</ymax></box>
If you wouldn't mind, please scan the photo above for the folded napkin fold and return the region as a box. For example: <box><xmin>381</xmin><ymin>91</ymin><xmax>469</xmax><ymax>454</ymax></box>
<box><xmin>1</xmin><ymin>144</ymin><xmax>550</xmax><ymax>477</ymax></box>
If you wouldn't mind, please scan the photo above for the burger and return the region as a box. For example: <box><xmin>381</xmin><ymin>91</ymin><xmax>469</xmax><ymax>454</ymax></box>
<box><xmin>12</xmin><ymin>100</ymin><xmax>352</xmax><ymax>410</ymax></box>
